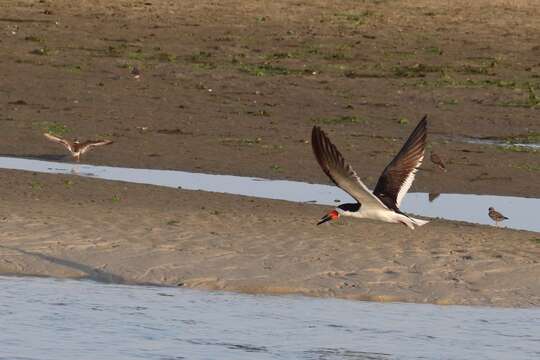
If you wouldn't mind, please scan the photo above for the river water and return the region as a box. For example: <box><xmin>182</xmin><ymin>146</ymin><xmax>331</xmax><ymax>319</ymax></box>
<box><xmin>0</xmin><ymin>157</ymin><xmax>538</xmax><ymax>232</ymax></box>
<box><xmin>1</xmin><ymin>276</ymin><xmax>539</xmax><ymax>360</ymax></box>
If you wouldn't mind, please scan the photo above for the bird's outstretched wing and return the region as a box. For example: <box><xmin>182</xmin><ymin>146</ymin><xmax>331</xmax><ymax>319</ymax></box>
<box><xmin>312</xmin><ymin>126</ymin><xmax>387</xmax><ymax>209</ymax></box>
<box><xmin>373</xmin><ymin>115</ymin><xmax>427</xmax><ymax>210</ymax></box>
<box><xmin>44</xmin><ymin>133</ymin><xmax>73</xmax><ymax>152</ymax></box>
<box><xmin>79</xmin><ymin>140</ymin><xmax>114</xmax><ymax>154</ymax></box>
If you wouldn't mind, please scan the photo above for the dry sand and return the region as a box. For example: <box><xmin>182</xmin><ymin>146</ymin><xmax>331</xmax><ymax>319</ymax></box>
<box><xmin>1</xmin><ymin>170</ymin><xmax>538</xmax><ymax>307</ymax></box>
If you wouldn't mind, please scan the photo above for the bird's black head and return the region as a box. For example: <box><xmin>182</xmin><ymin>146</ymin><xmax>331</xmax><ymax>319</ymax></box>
<box><xmin>316</xmin><ymin>203</ymin><xmax>360</xmax><ymax>226</ymax></box>
<box><xmin>337</xmin><ymin>203</ymin><xmax>360</xmax><ymax>212</ymax></box>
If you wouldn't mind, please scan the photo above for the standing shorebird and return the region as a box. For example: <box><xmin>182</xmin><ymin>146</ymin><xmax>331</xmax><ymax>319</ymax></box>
<box><xmin>44</xmin><ymin>133</ymin><xmax>113</xmax><ymax>162</ymax></box>
<box><xmin>488</xmin><ymin>207</ymin><xmax>509</xmax><ymax>226</ymax></box>
<box><xmin>313</xmin><ymin>115</ymin><xmax>429</xmax><ymax>229</ymax></box>
<box><xmin>430</xmin><ymin>151</ymin><xmax>447</xmax><ymax>172</ymax></box>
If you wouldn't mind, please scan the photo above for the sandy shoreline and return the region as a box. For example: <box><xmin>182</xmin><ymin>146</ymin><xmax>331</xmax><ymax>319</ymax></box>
<box><xmin>1</xmin><ymin>170</ymin><xmax>538</xmax><ymax>307</ymax></box>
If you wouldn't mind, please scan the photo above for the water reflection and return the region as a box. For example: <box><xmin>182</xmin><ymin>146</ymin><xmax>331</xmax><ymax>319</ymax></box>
<box><xmin>0</xmin><ymin>157</ymin><xmax>538</xmax><ymax>232</ymax></box>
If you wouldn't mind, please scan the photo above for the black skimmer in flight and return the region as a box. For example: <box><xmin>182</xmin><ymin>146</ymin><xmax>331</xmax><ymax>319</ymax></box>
<box><xmin>312</xmin><ymin>115</ymin><xmax>429</xmax><ymax>229</ymax></box>
<box><xmin>44</xmin><ymin>133</ymin><xmax>113</xmax><ymax>162</ymax></box>
<box><xmin>430</xmin><ymin>151</ymin><xmax>447</xmax><ymax>172</ymax></box>
<box><xmin>488</xmin><ymin>207</ymin><xmax>508</xmax><ymax>226</ymax></box>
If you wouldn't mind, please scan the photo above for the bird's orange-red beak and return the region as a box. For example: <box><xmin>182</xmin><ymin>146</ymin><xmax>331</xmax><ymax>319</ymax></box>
<box><xmin>317</xmin><ymin>210</ymin><xmax>339</xmax><ymax>225</ymax></box>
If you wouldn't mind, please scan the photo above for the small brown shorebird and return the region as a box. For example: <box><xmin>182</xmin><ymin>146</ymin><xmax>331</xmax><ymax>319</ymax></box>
<box><xmin>430</xmin><ymin>151</ymin><xmax>447</xmax><ymax>172</ymax></box>
<box><xmin>312</xmin><ymin>115</ymin><xmax>429</xmax><ymax>229</ymax></box>
<box><xmin>44</xmin><ymin>133</ymin><xmax>113</xmax><ymax>162</ymax></box>
<box><xmin>488</xmin><ymin>207</ymin><xmax>508</xmax><ymax>226</ymax></box>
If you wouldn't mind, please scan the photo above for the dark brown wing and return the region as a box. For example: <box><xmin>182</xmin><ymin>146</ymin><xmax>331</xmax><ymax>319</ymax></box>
<box><xmin>373</xmin><ymin>115</ymin><xmax>427</xmax><ymax>210</ymax></box>
<box><xmin>44</xmin><ymin>133</ymin><xmax>73</xmax><ymax>152</ymax></box>
<box><xmin>311</xmin><ymin>126</ymin><xmax>387</xmax><ymax>209</ymax></box>
<box><xmin>79</xmin><ymin>140</ymin><xmax>113</xmax><ymax>154</ymax></box>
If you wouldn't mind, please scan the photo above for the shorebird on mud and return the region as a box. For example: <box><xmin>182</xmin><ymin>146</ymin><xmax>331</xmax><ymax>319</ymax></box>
<box><xmin>488</xmin><ymin>207</ymin><xmax>508</xmax><ymax>226</ymax></box>
<box><xmin>312</xmin><ymin>115</ymin><xmax>429</xmax><ymax>229</ymax></box>
<box><xmin>430</xmin><ymin>151</ymin><xmax>447</xmax><ymax>172</ymax></box>
<box><xmin>44</xmin><ymin>133</ymin><xmax>113</xmax><ymax>162</ymax></box>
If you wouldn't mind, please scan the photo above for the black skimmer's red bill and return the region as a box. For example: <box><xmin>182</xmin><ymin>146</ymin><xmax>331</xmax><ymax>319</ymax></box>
<box><xmin>488</xmin><ymin>207</ymin><xmax>508</xmax><ymax>226</ymax></box>
<box><xmin>430</xmin><ymin>151</ymin><xmax>447</xmax><ymax>172</ymax></box>
<box><xmin>312</xmin><ymin>115</ymin><xmax>429</xmax><ymax>229</ymax></box>
<box><xmin>44</xmin><ymin>133</ymin><xmax>113</xmax><ymax>162</ymax></box>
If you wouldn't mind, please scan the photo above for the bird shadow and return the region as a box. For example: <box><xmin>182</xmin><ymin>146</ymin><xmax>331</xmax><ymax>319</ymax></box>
<box><xmin>0</xmin><ymin>153</ymin><xmax>69</xmax><ymax>162</ymax></box>
<box><xmin>0</xmin><ymin>245</ymin><xmax>127</xmax><ymax>284</ymax></box>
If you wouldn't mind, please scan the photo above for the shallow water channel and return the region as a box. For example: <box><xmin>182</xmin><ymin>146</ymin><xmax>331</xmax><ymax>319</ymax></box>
<box><xmin>1</xmin><ymin>276</ymin><xmax>539</xmax><ymax>360</ymax></box>
<box><xmin>0</xmin><ymin>156</ymin><xmax>538</xmax><ymax>232</ymax></box>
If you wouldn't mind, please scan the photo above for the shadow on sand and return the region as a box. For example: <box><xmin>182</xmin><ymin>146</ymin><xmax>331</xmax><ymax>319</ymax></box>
<box><xmin>0</xmin><ymin>245</ymin><xmax>127</xmax><ymax>284</ymax></box>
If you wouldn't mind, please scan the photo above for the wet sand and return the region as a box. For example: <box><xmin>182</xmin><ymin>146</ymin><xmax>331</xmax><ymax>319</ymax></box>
<box><xmin>1</xmin><ymin>170</ymin><xmax>538</xmax><ymax>307</ymax></box>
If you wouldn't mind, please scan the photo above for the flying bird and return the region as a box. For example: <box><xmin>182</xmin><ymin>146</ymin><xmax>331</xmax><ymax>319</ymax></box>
<box><xmin>312</xmin><ymin>115</ymin><xmax>429</xmax><ymax>229</ymax></box>
<box><xmin>488</xmin><ymin>207</ymin><xmax>508</xmax><ymax>226</ymax></box>
<box><xmin>44</xmin><ymin>133</ymin><xmax>113</xmax><ymax>162</ymax></box>
<box><xmin>430</xmin><ymin>151</ymin><xmax>447</xmax><ymax>172</ymax></box>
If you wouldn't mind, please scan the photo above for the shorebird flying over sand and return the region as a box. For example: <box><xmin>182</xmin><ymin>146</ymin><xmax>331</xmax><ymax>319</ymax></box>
<box><xmin>44</xmin><ymin>133</ymin><xmax>113</xmax><ymax>162</ymax></box>
<box><xmin>488</xmin><ymin>207</ymin><xmax>508</xmax><ymax>226</ymax></box>
<box><xmin>312</xmin><ymin>115</ymin><xmax>429</xmax><ymax>229</ymax></box>
<box><xmin>430</xmin><ymin>151</ymin><xmax>447</xmax><ymax>172</ymax></box>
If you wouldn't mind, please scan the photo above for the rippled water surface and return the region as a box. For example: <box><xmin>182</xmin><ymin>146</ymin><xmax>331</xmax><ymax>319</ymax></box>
<box><xmin>0</xmin><ymin>157</ymin><xmax>538</xmax><ymax>232</ymax></box>
<box><xmin>1</xmin><ymin>276</ymin><xmax>539</xmax><ymax>360</ymax></box>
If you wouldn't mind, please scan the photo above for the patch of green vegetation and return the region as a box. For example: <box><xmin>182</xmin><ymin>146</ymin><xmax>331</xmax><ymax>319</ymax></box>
<box><xmin>188</xmin><ymin>51</ymin><xmax>214</xmax><ymax>69</ymax></box>
<box><xmin>411</xmin><ymin>74</ymin><xmax>522</xmax><ymax>89</ymax></box>
<box><xmin>154</xmin><ymin>52</ymin><xmax>176</xmax><ymax>63</ymax></box>
<box><xmin>439</xmin><ymin>99</ymin><xmax>459</xmax><ymax>106</ymax></box>
<box><xmin>30</xmin><ymin>180</ymin><xmax>43</xmax><ymax>191</ymax></box>
<box><xmin>397</xmin><ymin>117</ymin><xmax>409</xmax><ymax>125</ymax></box>
<box><xmin>127</xmin><ymin>50</ymin><xmax>145</xmax><ymax>61</ymax></box>
<box><xmin>246</xmin><ymin>109</ymin><xmax>271</xmax><ymax>117</ymax></box>
<box><xmin>39</xmin><ymin>122</ymin><xmax>69</xmax><ymax>137</ymax></box>
<box><xmin>63</xmin><ymin>180</ymin><xmax>74</xmax><ymax>188</ymax></box>
<box><xmin>424</xmin><ymin>46</ymin><xmax>443</xmax><ymax>55</ymax></box>
<box><xmin>498</xmin><ymin>145</ymin><xmax>537</xmax><ymax>153</ymax></box>
<box><xmin>343</xmin><ymin>70</ymin><xmax>387</xmax><ymax>79</ymax></box>
<box><xmin>393</xmin><ymin>63</ymin><xmax>442</xmax><ymax>78</ymax></box>
<box><xmin>531</xmin><ymin>238</ymin><xmax>540</xmax><ymax>244</ymax></box>
<box><xmin>64</xmin><ymin>64</ymin><xmax>83</xmax><ymax>73</ymax></box>
<box><xmin>265</xmin><ymin>52</ymin><xmax>294</xmax><ymax>60</ymax></box>
<box><xmin>239</xmin><ymin>63</ymin><xmax>302</xmax><ymax>76</ymax></box>
<box><xmin>166</xmin><ymin>220</ymin><xmax>180</xmax><ymax>226</ymax></box>
<box><xmin>30</xmin><ymin>47</ymin><xmax>49</xmax><ymax>56</ymax></box>
<box><xmin>270</xmin><ymin>164</ymin><xmax>283</xmax><ymax>172</ymax></box>
<box><xmin>324</xmin><ymin>51</ymin><xmax>352</xmax><ymax>61</ymax></box>
<box><xmin>512</xmin><ymin>163</ymin><xmax>540</xmax><ymax>171</ymax></box>
<box><xmin>111</xmin><ymin>194</ymin><xmax>121</xmax><ymax>203</ymax></box>
<box><xmin>24</xmin><ymin>35</ymin><xmax>43</xmax><ymax>42</ymax></box>
<box><xmin>498</xmin><ymin>84</ymin><xmax>540</xmax><ymax>108</ymax></box>
<box><xmin>312</xmin><ymin>115</ymin><xmax>366</xmax><ymax>125</ymax></box>
<box><xmin>458</xmin><ymin>64</ymin><xmax>492</xmax><ymax>75</ymax></box>
<box><xmin>334</xmin><ymin>11</ymin><xmax>374</xmax><ymax>25</ymax></box>
<box><xmin>386</xmin><ymin>50</ymin><xmax>416</xmax><ymax>59</ymax></box>
<box><xmin>221</xmin><ymin>137</ymin><xmax>263</xmax><ymax>146</ymax></box>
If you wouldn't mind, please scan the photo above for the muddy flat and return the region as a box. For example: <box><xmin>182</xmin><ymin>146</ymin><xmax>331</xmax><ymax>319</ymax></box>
<box><xmin>0</xmin><ymin>0</ymin><xmax>539</xmax><ymax>306</ymax></box>
<box><xmin>1</xmin><ymin>0</ymin><xmax>538</xmax><ymax>196</ymax></box>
